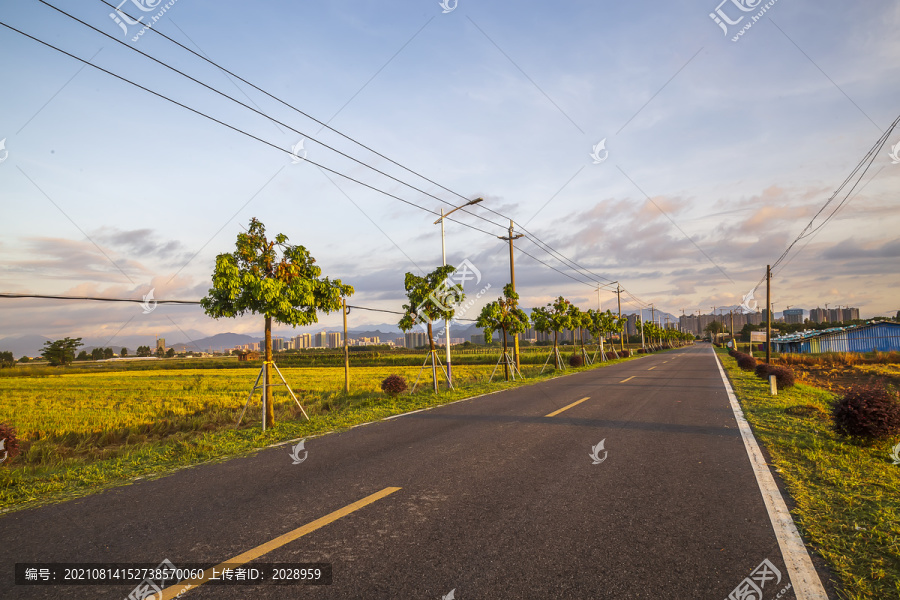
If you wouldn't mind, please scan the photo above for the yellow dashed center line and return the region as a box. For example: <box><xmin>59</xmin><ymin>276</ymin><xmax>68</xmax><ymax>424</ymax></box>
<box><xmin>619</xmin><ymin>376</ymin><xmax>636</xmax><ymax>383</ymax></box>
<box><xmin>159</xmin><ymin>487</ymin><xmax>402</xmax><ymax>599</ymax></box>
<box><xmin>545</xmin><ymin>396</ymin><xmax>590</xmax><ymax>417</ymax></box>
<box><xmin>648</xmin><ymin>366</ymin><xmax>657</xmax><ymax>370</ymax></box>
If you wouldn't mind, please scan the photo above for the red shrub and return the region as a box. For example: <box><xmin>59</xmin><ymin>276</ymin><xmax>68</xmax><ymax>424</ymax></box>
<box><xmin>769</xmin><ymin>366</ymin><xmax>796</xmax><ymax>388</ymax></box>
<box><xmin>831</xmin><ymin>385</ymin><xmax>900</xmax><ymax>440</ymax></box>
<box><xmin>381</xmin><ymin>374</ymin><xmax>408</xmax><ymax>397</ymax></box>
<box><xmin>737</xmin><ymin>354</ymin><xmax>757</xmax><ymax>371</ymax></box>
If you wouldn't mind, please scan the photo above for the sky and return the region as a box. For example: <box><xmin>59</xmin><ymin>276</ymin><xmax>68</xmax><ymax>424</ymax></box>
<box><xmin>1</xmin><ymin>0</ymin><xmax>899</xmax><ymax>345</ymax></box>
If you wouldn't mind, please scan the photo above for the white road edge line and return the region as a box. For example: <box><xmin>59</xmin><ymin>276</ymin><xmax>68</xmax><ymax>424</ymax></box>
<box><xmin>713</xmin><ymin>350</ymin><xmax>828</xmax><ymax>600</ymax></box>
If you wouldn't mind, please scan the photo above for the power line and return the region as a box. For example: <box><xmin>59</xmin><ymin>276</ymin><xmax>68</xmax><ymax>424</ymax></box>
<box><xmin>95</xmin><ymin>0</ymin><xmax>509</xmax><ymax>232</ymax></box>
<box><xmin>6</xmin><ymin>15</ymin><xmax>649</xmax><ymax>301</ymax></box>
<box><xmin>39</xmin><ymin>0</ymin><xmax>512</xmax><ymax>235</ymax></box>
<box><xmin>87</xmin><ymin>0</ymin><xmax>627</xmax><ymax>289</ymax></box>
<box><xmin>745</xmin><ymin>111</ymin><xmax>900</xmax><ymax>296</ymax></box>
<box><xmin>0</xmin><ymin>20</ymin><xmax>499</xmax><ymax>241</ymax></box>
<box><xmin>0</xmin><ymin>293</ymin><xmax>481</xmax><ymax>321</ymax></box>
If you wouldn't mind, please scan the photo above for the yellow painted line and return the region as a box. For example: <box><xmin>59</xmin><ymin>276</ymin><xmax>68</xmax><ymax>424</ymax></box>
<box><xmin>159</xmin><ymin>487</ymin><xmax>402</xmax><ymax>599</ymax></box>
<box><xmin>545</xmin><ymin>396</ymin><xmax>590</xmax><ymax>417</ymax></box>
<box><xmin>648</xmin><ymin>366</ymin><xmax>657</xmax><ymax>370</ymax></box>
<box><xmin>619</xmin><ymin>376</ymin><xmax>635</xmax><ymax>383</ymax></box>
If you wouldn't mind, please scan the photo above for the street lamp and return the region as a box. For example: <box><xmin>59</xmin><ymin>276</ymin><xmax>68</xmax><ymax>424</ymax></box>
<box><xmin>434</xmin><ymin>197</ymin><xmax>483</xmax><ymax>384</ymax></box>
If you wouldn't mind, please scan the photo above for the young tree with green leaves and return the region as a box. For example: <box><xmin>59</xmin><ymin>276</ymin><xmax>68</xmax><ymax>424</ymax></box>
<box><xmin>531</xmin><ymin>296</ymin><xmax>573</xmax><ymax>370</ymax></box>
<box><xmin>40</xmin><ymin>337</ymin><xmax>83</xmax><ymax>366</ymax></box>
<box><xmin>398</xmin><ymin>265</ymin><xmax>464</xmax><ymax>391</ymax></box>
<box><xmin>476</xmin><ymin>284</ymin><xmax>529</xmax><ymax>381</ymax></box>
<box><xmin>202</xmin><ymin>218</ymin><xmax>352</xmax><ymax>426</ymax></box>
<box><xmin>587</xmin><ymin>309</ymin><xmax>618</xmax><ymax>361</ymax></box>
<box><xmin>568</xmin><ymin>304</ymin><xmax>592</xmax><ymax>365</ymax></box>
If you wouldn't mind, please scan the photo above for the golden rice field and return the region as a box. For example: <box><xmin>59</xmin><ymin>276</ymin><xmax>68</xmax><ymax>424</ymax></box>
<box><xmin>0</xmin><ymin>353</ymin><xmax>635</xmax><ymax>511</ymax></box>
<box><xmin>0</xmin><ymin>363</ymin><xmax>524</xmax><ymax>464</ymax></box>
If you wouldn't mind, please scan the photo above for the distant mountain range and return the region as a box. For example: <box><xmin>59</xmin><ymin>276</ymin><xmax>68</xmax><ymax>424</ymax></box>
<box><xmin>2</xmin><ymin>311</ymin><xmax>753</xmax><ymax>358</ymax></box>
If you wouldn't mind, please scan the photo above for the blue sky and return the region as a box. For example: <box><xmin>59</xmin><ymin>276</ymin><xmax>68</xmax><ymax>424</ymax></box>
<box><xmin>1</xmin><ymin>0</ymin><xmax>898</xmax><ymax>343</ymax></box>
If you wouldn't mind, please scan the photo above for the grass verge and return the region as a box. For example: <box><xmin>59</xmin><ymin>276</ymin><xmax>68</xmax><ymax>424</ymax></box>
<box><xmin>715</xmin><ymin>348</ymin><xmax>900</xmax><ymax>600</ymax></box>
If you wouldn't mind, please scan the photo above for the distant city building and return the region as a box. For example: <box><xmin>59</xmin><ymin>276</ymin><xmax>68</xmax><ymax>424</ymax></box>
<box><xmin>626</xmin><ymin>314</ymin><xmax>639</xmax><ymax>336</ymax></box>
<box><xmin>809</xmin><ymin>308</ymin><xmax>828</xmax><ymax>324</ymax></box>
<box><xmin>809</xmin><ymin>306</ymin><xmax>860</xmax><ymax>324</ymax></box>
<box><xmin>295</xmin><ymin>333</ymin><xmax>311</xmax><ymax>349</ymax></box>
<box><xmin>314</xmin><ymin>331</ymin><xmax>328</xmax><ymax>348</ymax></box>
<box><xmin>156</xmin><ymin>338</ymin><xmax>166</xmax><ymax>353</ymax></box>
<box><xmin>272</xmin><ymin>337</ymin><xmax>285</xmax><ymax>352</ymax></box>
<box><xmin>783</xmin><ymin>309</ymin><xmax>804</xmax><ymax>324</ymax></box>
<box><xmin>406</xmin><ymin>332</ymin><xmax>429</xmax><ymax>349</ymax></box>
<box><xmin>327</xmin><ymin>332</ymin><xmax>342</xmax><ymax>348</ymax></box>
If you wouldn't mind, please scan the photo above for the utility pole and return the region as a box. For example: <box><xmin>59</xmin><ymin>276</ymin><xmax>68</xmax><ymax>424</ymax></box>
<box><xmin>766</xmin><ymin>264</ymin><xmax>772</xmax><ymax>364</ymax></box>
<box><xmin>434</xmin><ymin>198</ymin><xmax>483</xmax><ymax>385</ymax></box>
<box><xmin>730</xmin><ymin>310</ymin><xmax>735</xmax><ymax>349</ymax></box>
<box><xmin>499</xmin><ymin>220</ymin><xmax>523</xmax><ymax>370</ymax></box>
<box><xmin>616</xmin><ymin>284</ymin><xmax>624</xmax><ymax>352</ymax></box>
<box><xmin>343</xmin><ymin>298</ymin><xmax>349</xmax><ymax>393</ymax></box>
<box><xmin>640</xmin><ymin>311</ymin><xmax>645</xmax><ymax>350</ymax></box>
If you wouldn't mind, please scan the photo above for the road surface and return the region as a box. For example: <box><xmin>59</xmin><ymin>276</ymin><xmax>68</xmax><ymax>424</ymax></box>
<box><xmin>1</xmin><ymin>345</ymin><xmax>830</xmax><ymax>599</ymax></box>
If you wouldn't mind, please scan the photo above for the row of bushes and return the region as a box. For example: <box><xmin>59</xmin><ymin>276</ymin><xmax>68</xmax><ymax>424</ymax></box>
<box><xmin>728</xmin><ymin>348</ymin><xmax>796</xmax><ymax>388</ymax></box>
<box><xmin>726</xmin><ymin>348</ymin><xmax>900</xmax><ymax>441</ymax></box>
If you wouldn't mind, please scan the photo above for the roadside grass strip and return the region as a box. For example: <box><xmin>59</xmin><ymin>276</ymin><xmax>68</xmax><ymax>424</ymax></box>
<box><xmin>715</xmin><ymin>348</ymin><xmax>900</xmax><ymax>600</ymax></box>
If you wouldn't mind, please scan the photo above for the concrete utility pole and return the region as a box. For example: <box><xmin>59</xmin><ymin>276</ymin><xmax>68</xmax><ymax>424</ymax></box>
<box><xmin>343</xmin><ymin>298</ymin><xmax>350</xmax><ymax>393</ymax></box>
<box><xmin>498</xmin><ymin>219</ymin><xmax>524</xmax><ymax>370</ymax></box>
<box><xmin>434</xmin><ymin>198</ymin><xmax>483</xmax><ymax>384</ymax></box>
<box><xmin>730</xmin><ymin>310</ymin><xmax>735</xmax><ymax>349</ymax></box>
<box><xmin>616</xmin><ymin>284</ymin><xmax>624</xmax><ymax>351</ymax></box>
<box><xmin>766</xmin><ymin>264</ymin><xmax>772</xmax><ymax>364</ymax></box>
<box><xmin>640</xmin><ymin>311</ymin><xmax>645</xmax><ymax>350</ymax></box>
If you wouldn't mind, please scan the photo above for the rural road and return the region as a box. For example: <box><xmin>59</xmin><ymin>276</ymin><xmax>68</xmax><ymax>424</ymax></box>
<box><xmin>1</xmin><ymin>345</ymin><xmax>829</xmax><ymax>599</ymax></box>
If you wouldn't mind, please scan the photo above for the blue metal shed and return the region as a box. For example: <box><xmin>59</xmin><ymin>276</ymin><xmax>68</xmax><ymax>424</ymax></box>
<box><xmin>773</xmin><ymin>321</ymin><xmax>900</xmax><ymax>354</ymax></box>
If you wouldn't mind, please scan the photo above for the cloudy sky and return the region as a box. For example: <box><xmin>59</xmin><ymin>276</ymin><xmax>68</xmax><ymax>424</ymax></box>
<box><xmin>1</xmin><ymin>0</ymin><xmax>898</xmax><ymax>344</ymax></box>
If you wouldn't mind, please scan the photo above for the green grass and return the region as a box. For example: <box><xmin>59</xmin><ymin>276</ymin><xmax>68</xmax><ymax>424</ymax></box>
<box><xmin>715</xmin><ymin>348</ymin><xmax>900</xmax><ymax>600</ymax></box>
<box><xmin>0</xmin><ymin>349</ymin><xmax>659</xmax><ymax>514</ymax></box>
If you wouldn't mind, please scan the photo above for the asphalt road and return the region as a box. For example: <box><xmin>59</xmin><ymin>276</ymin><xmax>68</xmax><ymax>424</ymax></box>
<box><xmin>1</xmin><ymin>345</ymin><xmax>818</xmax><ymax>599</ymax></box>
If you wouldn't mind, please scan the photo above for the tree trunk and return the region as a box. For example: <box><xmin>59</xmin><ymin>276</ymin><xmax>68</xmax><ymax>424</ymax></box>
<box><xmin>502</xmin><ymin>328</ymin><xmax>509</xmax><ymax>381</ymax></box>
<box><xmin>427</xmin><ymin>321</ymin><xmax>437</xmax><ymax>392</ymax></box>
<box><xmin>265</xmin><ymin>316</ymin><xmax>274</xmax><ymax>426</ymax></box>
<box><xmin>554</xmin><ymin>331</ymin><xmax>560</xmax><ymax>369</ymax></box>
